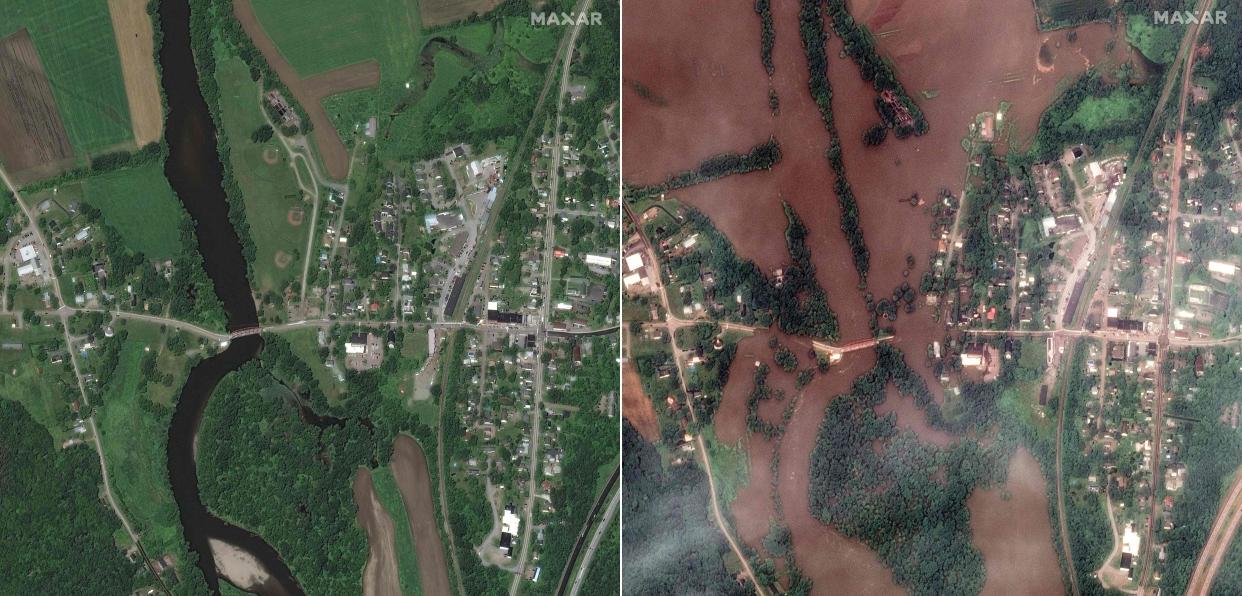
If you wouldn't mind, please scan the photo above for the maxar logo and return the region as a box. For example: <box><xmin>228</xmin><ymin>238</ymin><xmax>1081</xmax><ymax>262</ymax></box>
<box><xmin>1153</xmin><ymin>10</ymin><xmax>1227</xmax><ymax>24</ymax></box>
<box><xmin>530</xmin><ymin>11</ymin><xmax>603</xmax><ymax>26</ymax></box>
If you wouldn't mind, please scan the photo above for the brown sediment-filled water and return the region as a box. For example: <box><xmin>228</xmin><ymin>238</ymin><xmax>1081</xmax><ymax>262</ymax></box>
<box><xmin>624</xmin><ymin>0</ymin><xmax>1134</xmax><ymax>591</ymax></box>
<box><xmin>969</xmin><ymin>449</ymin><xmax>1067</xmax><ymax>596</ymax></box>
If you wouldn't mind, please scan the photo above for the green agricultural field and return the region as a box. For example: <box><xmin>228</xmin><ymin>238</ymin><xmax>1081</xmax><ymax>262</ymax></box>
<box><xmin>94</xmin><ymin>322</ymin><xmax>194</xmax><ymax>560</ymax></box>
<box><xmin>1126</xmin><ymin>14</ymin><xmax>1182</xmax><ymax>64</ymax></box>
<box><xmin>370</xmin><ymin>465</ymin><xmax>425</xmax><ymax>596</ymax></box>
<box><xmin>1062</xmin><ymin>89</ymin><xmax>1145</xmax><ymax>133</ymax></box>
<box><xmin>0</xmin><ymin>0</ymin><xmax>133</xmax><ymax>155</ymax></box>
<box><xmin>29</xmin><ymin>163</ymin><xmax>186</xmax><ymax>260</ymax></box>
<box><xmin>215</xmin><ymin>51</ymin><xmax>309</xmax><ymax>295</ymax></box>
<box><xmin>250</xmin><ymin>0</ymin><xmax>422</xmax><ymax>78</ymax></box>
<box><xmin>79</xmin><ymin>165</ymin><xmax>185</xmax><ymax>259</ymax></box>
<box><xmin>1034</xmin><ymin>0</ymin><xmax>1110</xmax><ymax>27</ymax></box>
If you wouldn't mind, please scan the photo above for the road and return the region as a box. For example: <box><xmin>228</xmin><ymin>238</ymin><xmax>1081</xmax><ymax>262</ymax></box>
<box><xmin>1052</xmin><ymin>339</ymin><xmax>1081</xmax><ymax>596</ymax></box>
<box><xmin>1185</xmin><ymin>467</ymin><xmax>1242</xmax><ymax>595</ymax></box>
<box><xmin>508</xmin><ymin>4</ymin><xmax>590</xmax><ymax>591</ymax></box>
<box><xmin>0</xmin><ymin>165</ymin><xmax>171</xmax><ymax>595</ymax></box>
<box><xmin>568</xmin><ymin>489</ymin><xmax>619</xmax><ymax>596</ymax></box>
<box><xmin>622</xmin><ymin>202</ymin><xmax>769</xmax><ymax>596</ymax></box>
<box><xmin>1139</xmin><ymin>6</ymin><xmax>1209</xmax><ymax>589</ymax></box>
<box><xmin>557</xmin><ymin>466</ymin><xmax>620</xmax><ymax>596</ymax></box>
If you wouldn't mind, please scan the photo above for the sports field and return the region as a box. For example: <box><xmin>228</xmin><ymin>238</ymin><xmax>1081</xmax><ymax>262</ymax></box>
<box><xmin>0</xmin><ymin>0</ymin><xmax>134</xmax><ymax>156</ymax></box>
<box><xmin>215</xmin><ymin>52</ymin><xmax>309</xmax><ymax>296</ymax></box>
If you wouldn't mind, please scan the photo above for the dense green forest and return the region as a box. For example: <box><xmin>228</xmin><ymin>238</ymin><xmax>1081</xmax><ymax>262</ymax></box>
<box><xmin>196</xmin><ymin>361</ymin><xmax>377</xmax><ymax>595</ymax></box>
<box><xmin>659</xmin><ymin>204</ymin><xmax>839</xmax><ymax>340</ymax></box>
<box><xmin>621</xmin><ymin>422</ymin><xmax>750</xmax><ymax>595</ymax></box>
<box><xmin>822</xmin><ymin>0</ymin><xmax>928</xmax><ymax>137</ymax></box>
<box><xmin>1189</xmin><ymin>0</ymin><xmax>1242</xmax><ymax>151</ymax></box>
<box><xmin>0</xmin><ymin>401</ymin><xmax>140</xmax><ymax>593</ymax></box>
<box><xmin>807</xmin><ymin>346</ymin><xmax>1012</xmax><ymax>596</ymax></box>
<box><xmin>1158</xmin><ymin>348</ymin><xmax>1242</xmax><ymax>593</ymax></box>
<box><xmin>796</xmin><ymin>0</ymin><xmax>871</xmax><ymax>285</ymax></box>
<box><xmin>628</xmin><ymin>139</ymin><xmax>782</xmax><ymax>200</ymax></box>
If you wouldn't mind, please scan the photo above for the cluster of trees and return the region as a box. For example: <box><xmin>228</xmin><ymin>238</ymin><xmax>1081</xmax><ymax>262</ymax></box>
<box><xmin>628</xmin><ymin>138</ymin><xmax>782</xmax><ymax>200</ymax></box>
<box><xmin>822</xmin><ymin>0</ymin><xmax>928</xmax><ymax>137</ymax></box>
<box><xmin>1189</xmin><ymin>0</ymin><xmax>1242</xmax><ymax>150</ymax></box>
<box><xmin>197</xmin><ymin>361</ymin><xmax>379</xmax><ymax>595</ymax></box>
<box><xmin>1157</xmin><ymin>348</ymin><xmax>1242</xmax><ymax>593</ymax></box>
<box><xmin>621</xmin><ymin>422</ymin><xmax>749</xmax><ymax>595</ymax></box>
<box><xmin>661</xmin><ymin>205</ymin><xmax>839</xmax><ymax>341</ymax></box>
<box><xmin>796</xmin><ymin>0</ymin><xmax>871</xmax><ymax>284</ymax></box>
<box><xmin>24</xmin><ymin>143</ymin><xmax>166</xmax><ymax>194</ymax></box>
<box><xmin>1028</xmin><ymin>71</ymin><xmax>1156</xmax><ymax>162</ymax></box>
<box><xmin>746</xmin><ymin>363</ymin><xmax>787</xmax><ymax>439</ymax></box>
<box><xmin>807</xmin><ymin>345</ymin><xmax>1010</xmax><ymax>595</ymax></box>
<box><xmin>677</xmin><ymin>323</ymin><xmax>738</xmax><ymax>423</ymax></box>
<box><xmin>0</xmin><ymin>401</ymin><xmax>140</xmax><ymax>593</ymax></box>
<box><xmin>58</xmin><ymin>203</ymin><xmax>225</xmax><ymax>329</ymax></box>
<box><xmin>755</xmin><ymin>0</ymin><xmax>775</xmax><ymax>76</ymax></box>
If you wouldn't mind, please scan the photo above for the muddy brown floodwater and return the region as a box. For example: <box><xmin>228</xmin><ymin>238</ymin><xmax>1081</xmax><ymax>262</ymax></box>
<box><xmin>623</xmin><ymin>0</ymin><xmax>1140</xmax><ymax>592</ymax></box>
<box><xmin>622</xmin><ymin>359</ymin><xmax>660</xmax><ymax>442</ymax></box>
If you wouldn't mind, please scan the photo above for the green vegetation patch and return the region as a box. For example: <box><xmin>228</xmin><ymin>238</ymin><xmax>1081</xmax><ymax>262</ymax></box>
<box><xmin>0</xmin><ymin>0</ymin><xmax>134</xmax><ymax>155</ymax></box>
<box><xmin>94</xmin><ymin>322</ymin><xmax>196</xmax><ymax>568</ymax></box>
<box><xmin>214</xmin><ymin>50</ymin><xmax>308</xmax><ymax>296</ymax></box>
<box><xmin>0</xmin><ymin>400</ymin><xmax>142</xmax><ymax>592</ymax></box>
<box><xmin>72</xmin><ymin>164</ymin><xmax>185</xmax><ymax>260</ymax></box>
<box><xmin>1062</xmin><ymin>89</ymin><xmax>1145</xmax><ymax>133</ymax></box>
<box><xmin>250</xmin><ymin>0</ymin><xmax>422</xmax><ymax>77</ymax></box>
<box><xmin>1126</xmin><ymin>14</ymin><xmax>1182</xmax><ymax>64</ymax></box>
<box><xmin>370</xmin><ymin>465</ymin><xmax>425</xmax><ymax>596</ymax></box>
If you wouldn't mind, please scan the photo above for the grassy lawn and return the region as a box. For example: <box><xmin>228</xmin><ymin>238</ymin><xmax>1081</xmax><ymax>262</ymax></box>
<box><xmin>282</xmin><ymin>327</ymin><xmax>345</xmax><ymax>400</ymax></box>
<box><xmin>370</xmin><ymin>465</ymin><xmax>425</xmax><ymax>596</ymax></box>
<box><xmin>94</xmin><ymin>321</ymin><xmax>193</xmax><ymax>558</ymax></box>
<box><xmin>504</xmin><ymin>17</ymin><xmax>558</xmax><ymax>64</ymax></box>
<box><xmin>26</xmin><ymin>163</ymin><xmax>186</xmax><ymax>260</ymax></box>
<box><xmin>215</xmin><ymin>50</ymin><xmax>309</xmax><ymax>295</ymax></box>
<box><xmin>0</xmin><ymin>318</ymin><xmax>77</xmax><ymax>440</ymax></box>
<box><xmin>0</xmin><ymin>0</ymin><xmax>133</xmax><ymax>155</ymax></box>
<box><xmin>1062</xmin><ymin>89</ymin><xmax>1144</xmax><ymax>133</ymax></box>
<box><xmin>1126</xmin><ymin>14</ymin><xmax>1182</xmax><ymax>65</ymax></box>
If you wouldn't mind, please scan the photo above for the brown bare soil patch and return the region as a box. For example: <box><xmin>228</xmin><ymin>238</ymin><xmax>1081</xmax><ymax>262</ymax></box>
<box><xmin>262</xmin><ymin>146</ymin><xmax>280</xmax><ymax>164</ymax></box>
<box><xmin>968</xmin><ymin>448</ymin><xmax>1065</xmax><ymax>596</ymax></box>
<box><xmin>232</xmin><ymin>0</ymin><xmax>379</xmax><ymax>180</ymax></box>
<box><xmin>390</xmin><ymin>435</ymin><xmax>452</xmax><ymax>596</ymax></box>
<box><xmin>303</xmin><ymin>60</ymin><xmax>381</xmax><ymax>98</ymax></box>
<box><xmin>287</xmin><ymin>207</ymin><xmax>304</xmax><ymax>226</ymax></box>
<box><xmin>273</xmin><ymin>250</ymin><xmax>293</xmax><ymax>269</ymax></box>
<box><xmin>353</xmin><ymin>467</ymin><xmax>402</xmax><ymax>596</ymax></box>
<box><xmin>0</xmin><ymin>29</ymin><xmax>74</xmax><ymax>182</ymax></box>
<box><xmin>108</xmin><ymin>0</ymin><xmax>163</xmax><ymax>146</ymax></box>
<box><xmin>622</xmin><ymin>359</ymin><xmax>659</xmax><ymax>442</ymax></box>
<box><xmin>418</xmin><ymin>0</ymin><xmax>504</xmax><ymax>28</ymax></box>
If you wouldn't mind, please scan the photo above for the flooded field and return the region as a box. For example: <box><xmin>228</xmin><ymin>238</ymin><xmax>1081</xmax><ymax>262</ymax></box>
<box><xmin>969</xmin><ymin>449</ymin><xmax>1065</xmax><ymax>596</ymax></box>
<box><xmin>622</xmin><ymin>359</ymin><xmax>659</xmax><ymax>442</ymax></box>
<box><xmin>624</xmin><ymin>0</ymin><xmax>1138</xmax><ymax>591</ymax></box>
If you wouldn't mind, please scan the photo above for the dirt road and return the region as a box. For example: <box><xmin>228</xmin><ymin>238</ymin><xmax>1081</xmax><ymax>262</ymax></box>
<box><xmin>391</xmin><ymin>435</ymin><xmax>452</xmax><ymax>596</ymax></box>
<box><xmin>353</xmin><ymin>468</ymin><xmax>401</xmax><ymax>596</ymax></box>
